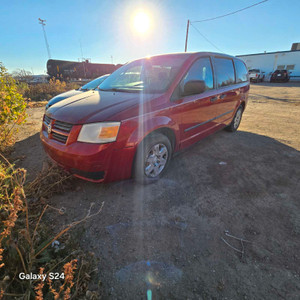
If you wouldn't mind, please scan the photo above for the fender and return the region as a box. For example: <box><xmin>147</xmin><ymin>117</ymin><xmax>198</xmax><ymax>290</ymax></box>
<box><xmin>125</xmin><ymin>115</ymin><xmax>180</xmax><ymax>148</ymax></box>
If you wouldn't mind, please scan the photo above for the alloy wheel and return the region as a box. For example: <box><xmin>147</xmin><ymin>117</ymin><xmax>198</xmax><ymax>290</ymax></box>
<box><xmin>234</xmin><ymin>109</ymin><xmax>242</xmax><ymax>129</ymax></box>
<box><xmin>144</xmin><ymin>143</ymin><xmax>168</xmax><ymax>178</ymax></box>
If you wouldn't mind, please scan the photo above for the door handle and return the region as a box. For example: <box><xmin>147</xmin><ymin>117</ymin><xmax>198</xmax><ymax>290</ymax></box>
<box><xmin>219</xmin><ymin>94</ymin><xmax>227</xmax><ymax>99</ymax></box>
<box><xmin>210</xmin><ymin>96</ymin><xmax>218</xmax><ymax>102</ymax></box>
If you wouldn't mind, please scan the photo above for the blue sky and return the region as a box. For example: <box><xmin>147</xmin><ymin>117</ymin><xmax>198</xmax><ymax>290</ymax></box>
<box><xmin>1</xmin><ymin>0</ymin><xmax>299</xmax><ymax>74</ymax></box>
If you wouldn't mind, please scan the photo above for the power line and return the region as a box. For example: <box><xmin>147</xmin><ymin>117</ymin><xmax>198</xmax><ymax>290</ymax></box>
<box><xmin>192</xmin><ymin>0</ymin><xmax>268</xmax><ymax>23</ymax></box>
<box><xmin>185</xmin><ymin>0</ymin><xmax>268</xmax><ymax>51</ymax></box>
<box><xmin>190</xmin><ymin>23</ymin><xmax>223</xmax><ymax>53</ymax></box>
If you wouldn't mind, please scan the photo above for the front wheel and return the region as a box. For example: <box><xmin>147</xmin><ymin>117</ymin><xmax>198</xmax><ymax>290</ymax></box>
<box><xmin>225</xmin><ymin>106</ymin><xmax>244</xmax><ymax>132</ymax></box>
<box><xmin>133</xmin><ymin>133</ymin><xmax>172</xmax><ymax>184</ymax></box>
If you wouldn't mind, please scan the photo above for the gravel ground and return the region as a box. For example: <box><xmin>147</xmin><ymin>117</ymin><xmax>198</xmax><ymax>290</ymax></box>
<box><xmin>12</xmin><ymin>82</ymin><xmax>300</xmax><ymax>299</ymax></box>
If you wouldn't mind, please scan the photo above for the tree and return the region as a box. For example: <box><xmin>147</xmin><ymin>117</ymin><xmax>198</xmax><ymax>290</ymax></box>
<box><xmin>11</xmin><ymin>68</ymin><xmax>33</xmax><ymax>82</ymax></box>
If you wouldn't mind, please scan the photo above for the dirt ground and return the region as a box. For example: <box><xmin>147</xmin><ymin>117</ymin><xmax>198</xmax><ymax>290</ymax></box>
<box><xmin>11</xmin><ymin>82</ymin><xmax>300</xmax><ymax>299</ymax></box>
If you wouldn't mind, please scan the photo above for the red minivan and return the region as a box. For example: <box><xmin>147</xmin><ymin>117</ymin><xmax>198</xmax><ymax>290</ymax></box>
<box><xmin>41</xmin><ymin>52</ymin><xmax>249</xmax><ymax>183</ymax></box>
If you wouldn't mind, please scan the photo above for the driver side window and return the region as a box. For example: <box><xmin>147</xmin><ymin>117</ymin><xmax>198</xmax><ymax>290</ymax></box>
<box><xmin>179</xmin><ymin>57</ymin><xmax>214</xmax><ymax>94</ymax></box>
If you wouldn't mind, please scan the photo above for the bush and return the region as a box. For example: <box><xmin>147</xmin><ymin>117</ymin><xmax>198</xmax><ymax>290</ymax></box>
<box><xmin>0</xmin><ymin>62</ymin><xmax>27</xmax><ymax>151</ymax></box>
<box><xmin>0</xmin><ymin>62</ymin><xmax>100</xmax><ymax>299</ymax></box>
<box><xmin>25</xmin><ymin>79</ymin><xmax>80</xmax><ymax>101</ymax></box>
<box><xmin>0</xmin><ymin>158</ymin><xmax>103</xmax><ymax>299</ymax></box>
<box><xmin>16</xmin><ymin>81</ymin><xmax>29</xmax><ymax>96</ymax></box>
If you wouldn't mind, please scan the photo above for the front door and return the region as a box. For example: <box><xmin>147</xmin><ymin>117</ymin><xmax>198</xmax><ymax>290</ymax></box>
<box><xmin>170</xmin><ymin>57</ymin><xmax>219</xmax><ymax>149</ymax></box>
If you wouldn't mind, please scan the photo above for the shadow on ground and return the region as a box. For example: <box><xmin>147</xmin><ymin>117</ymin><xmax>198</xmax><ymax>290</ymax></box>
<box><xmin>12</xmin><ymin>130</ymin><xmax>300</xmax><ymax>299</ymax></box>
<box><xmin>251</xmin><ymin>82</ymin><xmax>300</xmax><ymax>88</ymax></box>
<box><xmin>249</xmin><ymin>93</ymin><xmax>299</xmax><ymax>103</ymax></box>
<box><xmin>11</xmin><ymin>132</ymin><xmax>46</xmax><ymax>182</ymax></box>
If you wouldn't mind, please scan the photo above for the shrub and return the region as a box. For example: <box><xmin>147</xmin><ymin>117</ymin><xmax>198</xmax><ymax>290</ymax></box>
<box><xmin>0</xmin><ymin>158</ymin><xmax>104</xmax><ymax>298</ymax></box>
<box><xmin>16</xmin><ymin>81</ymin><xmax>29</xmax><ymax>96</ymax></box>
<box><xmin>0</xmin><ymin>62</ymin><xmax>100</xmax><ymax>298</ymax></box>
<box><xmin>25</xmin><ymin>79</ymin><xmax>80</xmax><ymax>101</ymax></box>
<box><xmin>0</xmin><ymin>63</ymin><xmax>27</xmax><ymax>151</ymax></box>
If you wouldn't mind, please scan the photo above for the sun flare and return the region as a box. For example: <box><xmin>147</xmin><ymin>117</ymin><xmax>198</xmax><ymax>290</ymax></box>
<box><xmin>132</xmin><ymin>11</ymin><xmax>151</xmax><ymax>34</ymax></box>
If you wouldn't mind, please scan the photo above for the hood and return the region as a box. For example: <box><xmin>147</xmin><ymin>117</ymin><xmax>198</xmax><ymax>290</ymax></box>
<box><xmin>46</xmin><ymin>89</ymin><xmax>83</xmax><ymax>108</ymax></box>
<box><xmin>46</xmin><ymin>90</ymin><xmax>163</xmax><ymax>124</ymax></box>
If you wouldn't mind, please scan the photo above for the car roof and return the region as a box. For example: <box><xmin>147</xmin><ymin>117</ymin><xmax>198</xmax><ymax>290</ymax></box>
<box><xmin>147</xmin><ymin>52</ymin><xmax>236</xmax><ymax>60</ymax></box>
<box><xmin>124</xmin><ymin>52</ymin><xmax>239</xmax><ymax>67</ymax></box>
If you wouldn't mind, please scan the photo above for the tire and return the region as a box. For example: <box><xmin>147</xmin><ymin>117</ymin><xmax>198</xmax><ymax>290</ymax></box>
<box><xmin>133</xmin><ymin>133</ymin><xmax>172</xmax><ymax>184</ymax></box>
<box><xmin>225</xmin><ymin>105</ymin><xmax>244</xmax><ymax>132</ymax></box>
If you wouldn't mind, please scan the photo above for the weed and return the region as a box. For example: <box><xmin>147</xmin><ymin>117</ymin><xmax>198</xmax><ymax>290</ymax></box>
<box><xmin>25</xmin><ymin>162</ymin><xmax>74</xmax><ymax>200</ymax></box>
<box><xmin>24</xmin><ymin>79</ymin><xmax>80</xmax><ymax>102</ymax></box>
<box><xmin>0</xmin><ymin>155</ymin><xmax>104</xmax><ymax>298</ymax></box>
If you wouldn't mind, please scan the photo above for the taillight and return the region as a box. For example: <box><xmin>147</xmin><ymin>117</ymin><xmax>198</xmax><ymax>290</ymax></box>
<box><xmin>256</xmin><ymin>74</ymin><xmax>258</xmax><ymax>77</ymax></box>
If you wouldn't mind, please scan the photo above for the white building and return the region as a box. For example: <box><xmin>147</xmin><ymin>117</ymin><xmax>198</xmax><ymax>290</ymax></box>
<box><xmin>237</xmin><ymin>43</ymin><xmax>300</xmax><ymax>81</ymax></box>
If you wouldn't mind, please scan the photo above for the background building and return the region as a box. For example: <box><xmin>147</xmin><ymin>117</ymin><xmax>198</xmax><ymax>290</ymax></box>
<box><xmin>237</xmin><ymin>43</ymin><xmax>300</xmax><ymax>81</ymax></box>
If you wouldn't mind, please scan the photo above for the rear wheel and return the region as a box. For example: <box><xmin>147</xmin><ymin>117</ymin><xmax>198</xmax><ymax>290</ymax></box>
<box><xmin>225</xmin><ymin>105</ymin><xmax>243</xmax><ymax>132</ymax></box>
<box><xmin>134</xmin><ymin>133</ymin><xmax>172</xmax><ymax>183</ymax></box>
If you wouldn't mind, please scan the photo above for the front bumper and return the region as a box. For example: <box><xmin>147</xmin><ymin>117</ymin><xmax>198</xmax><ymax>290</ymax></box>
<box><xmin>40</xmin><ymin>128</ymin><xmax>136</xmax><ymax>183</ymax></box>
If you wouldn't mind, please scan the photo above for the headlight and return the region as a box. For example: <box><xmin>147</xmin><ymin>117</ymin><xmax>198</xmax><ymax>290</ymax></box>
<box><xmin>77</xmin><ymin>122</ymin><xmax>120</xmax><ymax>143</ymax></box>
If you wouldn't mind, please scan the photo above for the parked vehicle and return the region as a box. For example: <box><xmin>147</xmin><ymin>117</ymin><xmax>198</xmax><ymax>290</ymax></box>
<box><xmin>270</xmin><ymin>70</ymin><xmax>290</xmax><ymax>82</ymax></box>
<box><xmin>45</xmin><ymin>74</ymin><xmax>109</xmax><ymax>109</ymax></box>
<box><xmin>249</xmin><ymin>69</ymin><xmax>264</xmax><ymax>83</ymax></box>
<box><xmin>41</xmin><ymin>52</ymin><xmax>249</xmax><ymax>183</ymax></box>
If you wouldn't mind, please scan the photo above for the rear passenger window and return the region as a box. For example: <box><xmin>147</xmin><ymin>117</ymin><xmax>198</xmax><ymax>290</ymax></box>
<box><xmin>235</xmin><ymin>60</ymin><xmax>249</xmax><ymax>83</ymax></box>
<box><xmin>180</xmin><ymin>57</ymin><xmax>214</xmax><ymax>93</ymax></box>
<box><xmin>214</xmin><ymin>58</ymin><xmax>235</xmax><ymax>88</ymax></box>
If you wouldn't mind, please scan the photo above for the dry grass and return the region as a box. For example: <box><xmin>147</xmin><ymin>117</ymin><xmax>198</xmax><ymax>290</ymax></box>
<box><xmin>0</xmin><ymin>156</ymin><xmax>104</xmax><ymax>299</ymax></box>
<box><xmin>25</xmin><ymin>162</ymin><xmax>74</xmax><ymax>200</ymax></box>
<box><xmin>24</xmin><ymin>79</ymin><xmax>79</xmax><ymax>102</ymax></box>
<box><xmin>27</xmin><ymin>101</ymin><xmax>48</xmax><ymax>108</ymax></box>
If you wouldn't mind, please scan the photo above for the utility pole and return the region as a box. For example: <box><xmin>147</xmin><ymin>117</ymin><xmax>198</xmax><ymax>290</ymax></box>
<box><xmin>80</xmin><ymin>39</ymin><xmax>84</xmax><ymax>60</ymax></box>
<box><xmin>184</xmin><ymin>19</ymin><xmax>190</xmax><ymax>52</ymax></box>
<box><xmin>79</xmin><ymin>40</ymin><xmax>87</xmax><ymax>78</ymax></box>
<box><xmin>38</xmin><ymin>18</ymin><xmax>51</xmax><ymax>59</ymax></box>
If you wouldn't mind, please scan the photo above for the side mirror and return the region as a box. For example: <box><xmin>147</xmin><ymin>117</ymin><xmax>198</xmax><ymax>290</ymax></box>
<box><xmin>182</xmin><ymin>80</ymin><xmax>206</xmax><ymax>96</ymax></box>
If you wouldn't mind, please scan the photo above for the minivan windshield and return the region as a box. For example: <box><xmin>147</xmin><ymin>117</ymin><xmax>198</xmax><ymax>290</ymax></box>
<box><xmin>99</xmin><ymin>56</ymin><xmax>186</xmax><ymax>93</ymax></box>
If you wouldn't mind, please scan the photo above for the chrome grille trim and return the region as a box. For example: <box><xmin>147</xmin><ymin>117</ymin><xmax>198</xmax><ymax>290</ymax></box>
<box><xmin>43</xmin><ymin>115</ymin><xmax>72</xmax><ymax>144</ymax></box>
<box><xmin>44</xmin><ymin>115</ymin><xmax>51</xmax><ymax>125</ymax></box>
<box><xmin>52</xmin><ymin>132</ymin><xmax>68</xmax><ymax>143</ymax></box>
<box><xmin>53</xmin><ymin>120</ymin><xmax>72</xmax><ymax>132</ymax></box>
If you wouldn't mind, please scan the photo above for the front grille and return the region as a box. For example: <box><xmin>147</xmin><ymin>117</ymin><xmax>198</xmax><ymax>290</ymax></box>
<box><xmin>44</xmin><ymin>115</ymin><xmax>51</xmax><ymax>125</ymax></box>
<box><xmin>43</xmin><ymin>115</ymin><xmax>73</xmax><ymax>144</ymax></box>
<box><xmin>52</xmin><ymin>132</ymin><xmax>68</xmax><ymax>143</ymax></box>
<box><xmin>53</xmin><ymin>120</ymin><xmax>72</xmax><ymax>132</ymax></box>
